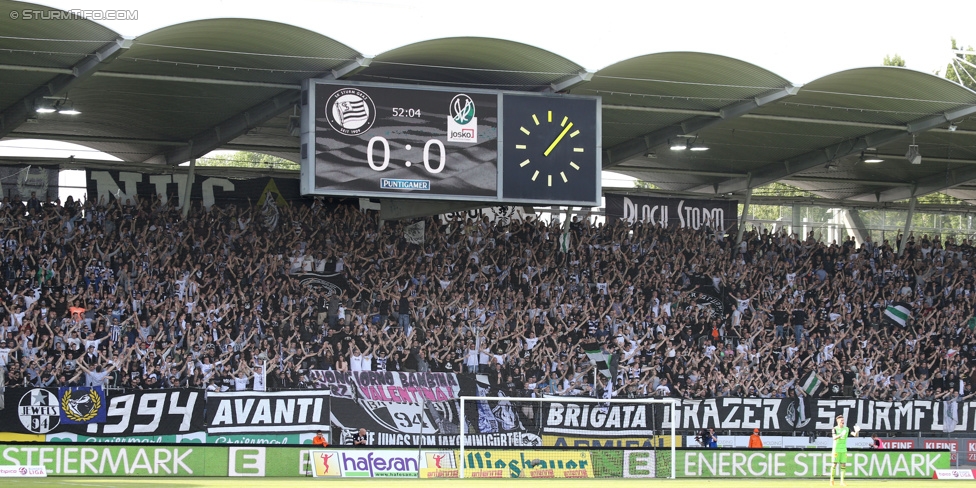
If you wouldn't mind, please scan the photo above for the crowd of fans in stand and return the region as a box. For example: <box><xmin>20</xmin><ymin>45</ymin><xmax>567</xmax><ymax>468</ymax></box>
<box><xmin>1</xmin><ymin>191</ymin><xmax>975</xmax><ymax>404</ymax></box>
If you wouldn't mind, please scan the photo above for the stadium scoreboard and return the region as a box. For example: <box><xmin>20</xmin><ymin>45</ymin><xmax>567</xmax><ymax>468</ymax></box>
<box><xmin>300</xmin><ymin>79</ymin><xmax>601</xmax><ymax>206</ymax></box>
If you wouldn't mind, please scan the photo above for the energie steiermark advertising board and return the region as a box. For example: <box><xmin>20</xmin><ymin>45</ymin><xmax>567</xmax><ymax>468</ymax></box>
<box><xmin>621</xmin><ymin>450</ymin><xmax>950</xmax><ymax>479</ymax></box>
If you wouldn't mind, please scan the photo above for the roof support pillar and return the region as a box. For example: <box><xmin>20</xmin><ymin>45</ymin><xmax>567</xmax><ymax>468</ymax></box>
<box><xmin>843</xmin><ymin>208</ymin><xmax>870</xmax><ymax>246</ymax></box>
<box><xmin>792</xmin><ymin>203</ymin><xmax>802</xmax><ymax>238</ymax></box>
<box><xmin>181</xmin><ymin>156</ymin><xmax>196</xmax><ymax>219</ymax></box>
<box><xmin>897</xmin><ymin>191</ymin><xmax>917</xmax><ymax>258</ymax></box>
<box><xmin>735</xmin><ymin>174</ymin><xmax>753</xmax><ymax>247</ymax></box>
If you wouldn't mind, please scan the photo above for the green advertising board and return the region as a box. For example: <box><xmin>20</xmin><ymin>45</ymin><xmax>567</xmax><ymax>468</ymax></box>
<box><xmin>0</xmin><ymin>445</ymin><xmax>948</xmax><ymax>479</ymax></box>
<box><xmin>0</xmin><ymin>444</ymin><xmax>224</xmax><ymax>476</ymax></box>
<box><xmin>46</xmin><ymin>432</ymin><xmax>312</xmax><ymax>445</ymax></box>
<box><xmin>622</xmin><ymin>450</ymin><xmax>951</xmax><ymax>479</ymax></box>
<box><xmin>0</xmin><ymin>444</ymin><xmax>309</xmax><ymax>477</ymax></box>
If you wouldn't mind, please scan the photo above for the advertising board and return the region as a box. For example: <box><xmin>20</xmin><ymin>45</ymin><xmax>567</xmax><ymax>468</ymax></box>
<box><xmin>462</xmin><ymin>450</ymin><xmax>593</xmax><ymax>478</ymax></box>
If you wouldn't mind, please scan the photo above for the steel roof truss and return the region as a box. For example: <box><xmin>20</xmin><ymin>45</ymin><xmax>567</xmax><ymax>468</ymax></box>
<box><xmin>602</xmin><ymin>86</ymin><xmax>796</xmax><ymax>168</ymax></box>
<box><xmin>144</xmin><ymin>57</ymin><xmax>372</xmax><ymax>166</ymax></box>
<box><xmin>709</xmin><ymin>104</ymin><xmax>976</xmax><ymax>195</ymax></box>
<box><xmin>0</xmin><ymin>38</ymin><xmax>131</xmax><ymax>138</ymax></box>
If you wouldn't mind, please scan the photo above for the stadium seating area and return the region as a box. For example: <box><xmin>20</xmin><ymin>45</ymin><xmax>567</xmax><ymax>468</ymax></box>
<box><xmin>1</xmin><ymin>194</ymin><xmax>974</xmax><ymax>402</ymax></box>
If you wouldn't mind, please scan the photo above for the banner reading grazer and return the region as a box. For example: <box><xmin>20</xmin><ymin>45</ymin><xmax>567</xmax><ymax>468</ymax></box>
<box><xmin>604</xmin><ymin>194</ymin><xmax>738</xmax><ymax>233</ymax></box>
<box><xmin>0</xmin><ymin>388</ymin><xmax>204</xmax><ymax>436</ymax></box>
<box><xmin>206</xmin><ymin>390</ymin><xmax>331</xmax><ymax>434</ymax></box>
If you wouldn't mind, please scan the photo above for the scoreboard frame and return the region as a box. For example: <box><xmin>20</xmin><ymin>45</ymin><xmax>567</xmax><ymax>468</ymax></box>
<box><xmin>300</xmin><ymin>79</ymin><xmax>600</xmax><ymax>207</ymax></box>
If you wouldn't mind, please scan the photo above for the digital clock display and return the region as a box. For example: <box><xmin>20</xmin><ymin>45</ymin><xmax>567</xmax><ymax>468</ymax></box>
<box><xmin>305</xmin><ymin>80</ymin><xmax>499</xmax><ymax>199</ymax></box>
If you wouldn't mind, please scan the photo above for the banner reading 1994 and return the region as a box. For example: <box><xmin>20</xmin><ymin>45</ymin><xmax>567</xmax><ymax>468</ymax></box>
<box><xmin>0</xmin><ymin>388</ymin><xmax>203</xmax><ymax>436</ymax></box>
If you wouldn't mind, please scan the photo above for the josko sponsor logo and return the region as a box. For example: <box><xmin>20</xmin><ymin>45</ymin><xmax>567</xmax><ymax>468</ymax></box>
<box><xmin>447</xmin><ymin>94</ymin><xmax>477</xmax><ymax>143</ymax></box>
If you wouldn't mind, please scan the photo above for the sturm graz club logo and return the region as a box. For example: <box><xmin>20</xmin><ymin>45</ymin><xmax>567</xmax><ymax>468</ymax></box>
<box><xmin>18</xmin><ymin>389</ymin><xmax>60</xmax><ymax>434</ymax></box>
<box><xmin>326</xmin><ymin>87</ymin><xmax>376</xmax><ymax>136</ymax></box>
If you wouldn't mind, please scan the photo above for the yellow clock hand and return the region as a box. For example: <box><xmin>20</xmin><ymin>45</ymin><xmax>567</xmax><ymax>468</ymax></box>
<box><xmin>543</xmin><ymin>122</ymin><xmax>574</xmax><ymax>157</ymax></box>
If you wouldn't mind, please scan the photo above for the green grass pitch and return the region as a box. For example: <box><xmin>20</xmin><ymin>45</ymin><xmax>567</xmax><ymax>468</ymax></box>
<box><xmin>9</xmin><ymin>478</ymin><xmax>966</xmax><ymax>488</ymax></box>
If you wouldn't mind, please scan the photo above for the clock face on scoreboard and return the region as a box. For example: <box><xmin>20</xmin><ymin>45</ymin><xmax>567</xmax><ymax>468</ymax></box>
<box><xmin>500</xmin><ymin>93</ymin><xmax>600</xmax><ymax>205</ymax></box>
<box><xmin>309</xmin><ymin>81</ymin><xmax>499</xmax><ymax>200</ymax></box>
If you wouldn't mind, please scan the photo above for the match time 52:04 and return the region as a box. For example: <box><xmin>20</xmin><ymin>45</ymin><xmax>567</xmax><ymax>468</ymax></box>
<box><xmin>393</xmin><ymin>108</ymin><xmax>421</xmax><ymax>117</ymax></box>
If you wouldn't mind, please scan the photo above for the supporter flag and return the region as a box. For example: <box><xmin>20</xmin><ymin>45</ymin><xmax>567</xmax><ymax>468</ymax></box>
<box><xmin>297</xmin><ymin>272</ymin><xmax>348</xmax><ymax>298</ymax></box>
<box><xmin>581</xmin><ymin>341</ymin><xmax>612</xmax><ymax>378</ymax></box>
<box><xmin>259</xmin><ymin>192</ymin><xmax>280</xmax><ymax>230</ymax></box>
<box><xmin>404</xmin><ymin>221</ymin><xmax>425</xmax><ymax>245</ymax></box>
<box><xmin>884</xmin><ymin>302</ymin><xmax>912</xmax><ymax>327</ymax></box>
<box><xmin>58</xmin><ymin>386</ymin><xmax>106</xmax><ymax>424</ymax></box>
<box><xmin>799</xmin><ymin>371</ymin><xmax>823</xmax><ymax>397</ymax></box>
<box><xmin>968</xmin><ymin>316</ymin><xmax>976</xmax><ymax>330</ymax></box>
<box><xmin>559</xmin><ymin>231</ymin><xmax>571</xmax><ymax>253</ymax></box>
<box><xmin>943</xmin><ymin>397</ymin><xmax>959</xmax><ymax>432</ymax></box>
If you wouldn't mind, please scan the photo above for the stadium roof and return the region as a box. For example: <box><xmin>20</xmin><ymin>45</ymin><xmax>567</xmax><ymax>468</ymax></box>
<box><xmin>2</xmin><ymin>2</ymin><xmax>976</xmax><ymax>205</ymax></box>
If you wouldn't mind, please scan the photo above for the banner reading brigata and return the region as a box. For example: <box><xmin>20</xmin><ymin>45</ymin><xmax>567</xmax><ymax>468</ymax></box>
<box><xmin>542</xmin><ymin>401</ymin><xmax>663</xmax><ymax>436</ymax></box>
<box><xmin>604</xmin><ymin>194</ymin><xmax>738</xmax><ymax>233</ymax></box>
<box><xmin>205</xmin><ymin>390</ymin><xmax>331</xmax><ymax>434</ymax></box>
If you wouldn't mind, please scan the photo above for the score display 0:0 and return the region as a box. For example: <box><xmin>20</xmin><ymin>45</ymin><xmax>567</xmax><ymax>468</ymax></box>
<box><xmin>367</xmin><ymin>136</ymin><xmax>446</xmax><ymax>173</ymax></box>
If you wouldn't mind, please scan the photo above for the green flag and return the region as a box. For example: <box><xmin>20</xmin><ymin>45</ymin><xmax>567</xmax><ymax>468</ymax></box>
<box><xmin>559</xmin><ymin>231</ymin><xmax>571</xmax><ymax>253</ymax></box>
